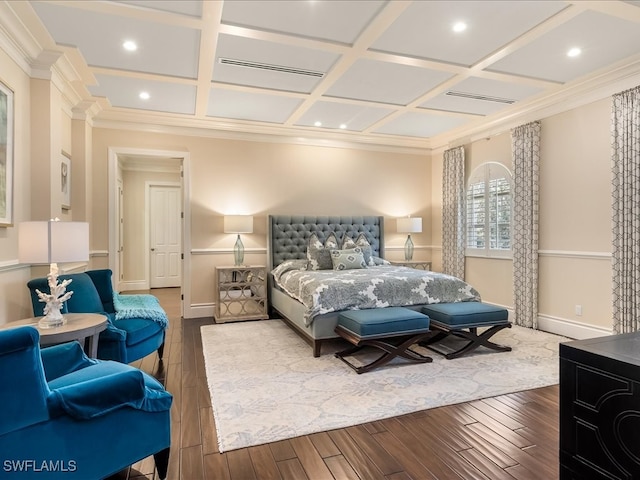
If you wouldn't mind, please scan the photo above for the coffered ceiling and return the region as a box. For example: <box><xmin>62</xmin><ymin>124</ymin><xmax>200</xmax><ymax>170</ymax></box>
<box><xmin>5</xmin><ymin>0</ymin><xmax>640</xmax><ymax>150</ymax></box>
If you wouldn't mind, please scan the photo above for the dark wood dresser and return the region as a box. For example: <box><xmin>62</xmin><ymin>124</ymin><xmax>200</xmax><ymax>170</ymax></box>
<box><xmin>560</xmin><ymin>332</ymin><xmax>640</xmax><ymax>479</ymax></box>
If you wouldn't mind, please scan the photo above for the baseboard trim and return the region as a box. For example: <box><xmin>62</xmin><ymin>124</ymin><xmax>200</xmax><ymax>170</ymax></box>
<box><xmin>537</xmin><ymin>314</ymin><xmax>612</xmax><ymax>340</ymax></box>
<box><xmin>481</xmin><ymin>301</ymin><xmax>612</xmax><ymax>340</ymax></box>
<box><xmin>118</xmin><ymin>280</ymin><xmax>149</xmax><ymax>292</ymax></box>
<box><xmin>185</xmin><ymin>303</ymin><xmax>214</xmax><ymax>319</ymax></box>
<box><xmin>182</xmin><ymin>300</ymin><xmax>614</xmax><ymax>339</ymax></box>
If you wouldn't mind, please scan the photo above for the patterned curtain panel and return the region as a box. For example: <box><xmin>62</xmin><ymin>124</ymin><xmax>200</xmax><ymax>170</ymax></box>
<box><xmin>442</xmin><ymin>146</ymin><xmax>466</xmax><ymax>279</ymax></box>
<box><xmin>612</xmin><ymin>85</ymin><xmax>640</xmax><ymax>333</ymax></box>
<box><xmin>511</xmin><ymin>121</ymin><xmax>541</xmax><ymax>329</ymax></box>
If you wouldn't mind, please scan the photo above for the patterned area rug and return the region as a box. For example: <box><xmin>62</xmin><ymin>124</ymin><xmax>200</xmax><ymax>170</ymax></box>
<box><xmin>201</xmin><ymin>319</ymin><xmax>566</xmax><ymax>452</ymax></box>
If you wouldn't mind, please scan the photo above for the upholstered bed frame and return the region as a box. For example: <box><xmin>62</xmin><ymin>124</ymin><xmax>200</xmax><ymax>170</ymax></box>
<box><xmin>268</xmin><ymin>215</ymin><xmax>385</xmax><ymax>357</ymax></box>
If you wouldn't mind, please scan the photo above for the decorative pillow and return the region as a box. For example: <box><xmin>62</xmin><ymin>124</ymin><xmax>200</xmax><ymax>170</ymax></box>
<box><xmin>371</xmin><ymin>255</ymin><xmax>390</xmax><ymax>266</ymax></box>
<box><xmin>307</xmin><ymin>232</ymin><xmax>338</xmax><ymax>270</ymax></box>
<box><xmin>355</xmin><ymin>233</ymin><xmax>375</xmax><ymax>266</ymax></box>
<box><xmin>341</xmin><ymin>236</ymin><xmax>356</xmax><ymax>249</ymax></box>
<box><xmin>330</xmin><ymin>248</ymin><xmax>367</xmax><ymax>271</ymax></box>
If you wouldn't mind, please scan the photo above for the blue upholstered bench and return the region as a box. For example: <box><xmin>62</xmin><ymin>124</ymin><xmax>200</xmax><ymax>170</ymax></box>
<box><xmin>334</xmin><ymin>307</ymin><xmax>434</xmax><ymax>374</ymax></box>
<box><xmin>420</xmin><ymin>302</ymin><xmax>511</xmax><ymax>359</ymax></box>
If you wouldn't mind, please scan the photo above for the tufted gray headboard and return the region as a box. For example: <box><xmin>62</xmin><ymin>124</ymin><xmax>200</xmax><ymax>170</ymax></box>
<box><xmin>268</xmin><ymin>215</ymin><xmax>385</xmax><ymax>270</ymax></box>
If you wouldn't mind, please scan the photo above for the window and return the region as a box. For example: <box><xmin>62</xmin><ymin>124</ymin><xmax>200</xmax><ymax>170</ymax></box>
<box><xmin>466</xmin><ymin>162</ymin><xmax>512</xmax><ymax>257</ymax></box>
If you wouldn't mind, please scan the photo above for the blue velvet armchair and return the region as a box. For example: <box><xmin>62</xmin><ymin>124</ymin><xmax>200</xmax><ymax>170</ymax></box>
<box><xmin>0</xmin><ymin>326</ymin><xmax>172</xmax><ymax>479</ymax></box>
<box><xmin>27</xmin><ymin>269</ymin><xmax>166</xmax><ymax>364</ymax></box>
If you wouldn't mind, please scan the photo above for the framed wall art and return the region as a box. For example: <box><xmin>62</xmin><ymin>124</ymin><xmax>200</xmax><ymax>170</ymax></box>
<box><xmin>0</xmin><ymin>80</ymin><xmax>14</xmax><ymax>226</ymax></box>
<box><xmin>61</xmin><ymin>151</ymin><xmax>71</xmax><ymax>210</ymax></box>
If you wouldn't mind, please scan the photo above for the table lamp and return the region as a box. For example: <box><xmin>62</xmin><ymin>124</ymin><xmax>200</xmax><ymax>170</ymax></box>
<box><xmin>18</xmin><ymin>220</ymin><xmax>89</xmax><ymax>328</ymax></box>
<box><xmin>397</xmin><ymin>216</ymin><xmax>422</xmax><ymax>261</ymax></box>
<box><xmin>224</xmin><ymin>215</ymin><xmax>253</xmax><ymax>266</ymax></box>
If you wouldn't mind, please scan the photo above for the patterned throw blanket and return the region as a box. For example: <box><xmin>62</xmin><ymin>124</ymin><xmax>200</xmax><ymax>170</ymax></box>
<box><xmin>113</xmin><ymin>293</ymin><xmax>169</xmax><ymax>328</ymax></box>
<box><xmin>272</xmin><ymin>260</ymin><xmax>481</xmax><ymax>325</ymax></box>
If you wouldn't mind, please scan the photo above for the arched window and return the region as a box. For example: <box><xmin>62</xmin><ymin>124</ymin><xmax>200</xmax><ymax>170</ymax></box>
<box><xmin>466</xmin><ymin>162</ymin><xmax>512</xmax><ymax>257</ymax></box>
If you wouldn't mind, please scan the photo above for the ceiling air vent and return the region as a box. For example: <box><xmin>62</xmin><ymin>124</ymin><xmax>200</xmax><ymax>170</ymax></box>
<box><xmin>219</xmin><ymin>58</ymin><xmax>324</xmax><ymax>78</ymax></box>
<box><xmin>445</xmin><ymin>91</ymin><xmax>516</xmax><ymax>104</ymax></box>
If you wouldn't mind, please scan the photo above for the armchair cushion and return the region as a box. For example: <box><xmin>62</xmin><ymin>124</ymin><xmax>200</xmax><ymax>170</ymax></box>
<box><xmin>86</xmin><ymin>269</ymin><xmax>116</xmax><ymax>312</ymax></box>
<box><xmin>117</xmin><ymin>317</ymin><xmax>165</xmax><ymax>346</ymax></box>
<box><xmin>40</xmin><ymin>341</ymin><xmax>96</xmax><ymax>382</ymax></box>
<box><xmin>62</xmin><ymin>273</ymin><xmax>104</xmax><ymax>313</ymax></box>
<box><xmin>48</xmin><ymin>367</ymin><xmax>146</xmax><ymax>419</ymax></box>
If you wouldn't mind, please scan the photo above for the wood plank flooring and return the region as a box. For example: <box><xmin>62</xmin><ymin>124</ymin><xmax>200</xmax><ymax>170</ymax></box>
<box><xmin>119</xmin><ymin>288</ymin><xmax>560</xmax><ymax>480</ymax></box>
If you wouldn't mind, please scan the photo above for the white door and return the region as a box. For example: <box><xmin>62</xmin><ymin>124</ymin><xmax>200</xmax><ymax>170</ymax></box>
<box><xmin>150</xmin><ymin>185</ymin><xmax>182</xmax><ymax>288</ymax></box>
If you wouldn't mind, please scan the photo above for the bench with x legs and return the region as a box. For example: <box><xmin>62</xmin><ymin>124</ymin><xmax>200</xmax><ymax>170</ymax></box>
<box><xmin>334</xmin><ymin>307</ymin><xmax>434</xmax><ymax>374</ymax></box>
<box><xmin>420</xmin><ymin>302</ymin><xmax>511</xmax><ymax>360</ymax></box>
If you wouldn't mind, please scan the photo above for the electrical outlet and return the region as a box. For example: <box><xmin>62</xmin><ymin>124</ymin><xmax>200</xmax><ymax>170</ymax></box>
<box><xmin>575</xmin><ymin>305</ymin><xmax>583</xmax><ymax>316</ymax></box>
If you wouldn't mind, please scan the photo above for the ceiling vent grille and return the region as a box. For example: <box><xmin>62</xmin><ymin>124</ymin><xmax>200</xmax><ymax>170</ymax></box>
<box><xmin>445</xmin><ymin>91</ymin><xmax>516</xmax><ymax>104</ymax></box>
<box><xmin>219</xmin><ymin>58</ymin><xmax>324</xmax><ymax>78</ymax></box>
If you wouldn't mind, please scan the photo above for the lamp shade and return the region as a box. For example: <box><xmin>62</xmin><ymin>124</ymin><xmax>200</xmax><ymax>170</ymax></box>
<box><xmin>18</xmin><ymin>221</ymin><xmax>89</xmax><ymax>264</ymax></box>
<box><xmin>397</xmin><ymin>217</ymin><xmax>422</xmax><ymax>234</ymax></box>
<box><xmin>224</xmin><ymin>215</ymin><xmax>253</xmax><ymax>234</ymax></box>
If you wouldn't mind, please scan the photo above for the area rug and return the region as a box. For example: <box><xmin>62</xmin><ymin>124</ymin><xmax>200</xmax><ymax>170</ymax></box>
<box><xmin>201</xmin><ymin>319</ymin><xmax>566</xmax><ymax>452</ymax></box>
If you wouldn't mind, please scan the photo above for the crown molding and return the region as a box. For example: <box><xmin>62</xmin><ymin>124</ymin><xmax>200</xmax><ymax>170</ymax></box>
<box><xmin>430</xmin><ymin>54</ymin><xmax>640</xmax><ymax>153</ymax></box>
<box><xmin>0</xmin><ymin>2</ymin><xmax>38</xmax><ymax>75</ymax></box>
<box><xmin>93</xmin><ymin>111</ymin><xmax>432</xmax><ymax>155</ymax></box>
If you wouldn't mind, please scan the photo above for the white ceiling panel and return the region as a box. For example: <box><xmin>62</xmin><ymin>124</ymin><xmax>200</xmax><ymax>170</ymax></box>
<box><xmin>371</xmin><ymin>1</ymin><xmax>568</xmax><ymax>67</ymax></box>
<box><xmin>31</xmin><ymin>2</ymin><xmax>200</xmax><ymax>78</ymax></box>
<box><xmin>488</xmin><ymin>10</ymin><xmax>640</xmax><ymax>83</ymax></box>
<box><xmin>294</xmin><ymin>101</ymin><xmax>394</xmax><ymax>131</ymax></box>
<box><xmin>420</xmin><ymin>77</ymin><xmax>544</xmax><ymax>116</ymax></box>
<box><xmin>374</xmin><ymin>112</ymin><xmax>471</xmax><ymax>138</ymax></box>
<box><xmin>213</xmin><ymin>34</ymin><xmax>340</xmax><ymax>93</ymax></box>
<box><xmin>221</xmin><ymin>0</ymin><xmax>386</xmax><ymax>44</ymax></box>
<box><xmin>19</xmin><ymin>1</ymin><xmax>640</xmax><ymax>146</ymax></box>
<box><xmin>325</xmin><ymin>59</ymin><xmax>454</xmax><ymax>105</ymax></box>
<box><xmin>89</xmin><ymin>75</ymin><xmax>197</xmax><ymax>115</ymax></box>
<box><xmin>112</xmin><ymin>1</ymin><xmax>203</xmax><ymax>17</ymax></box>
<box><xmin>207</xmin><ymin>88</ymin><xmax>303</xmax><ymax>124</ymax></box>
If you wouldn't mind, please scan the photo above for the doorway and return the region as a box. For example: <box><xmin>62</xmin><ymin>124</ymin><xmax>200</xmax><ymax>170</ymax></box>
<box><xmin>109</xmin><ymin>147</ymin><xmax>191</xmax><ymax>318</ymax></box>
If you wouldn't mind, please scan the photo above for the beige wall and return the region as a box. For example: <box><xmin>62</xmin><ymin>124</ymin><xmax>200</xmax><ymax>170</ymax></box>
<box><xmin>92</xmin><ymin>128</ymin><xmax>431</xmax><ymax>311</ymax></box>
<box><xmin>0</xmin><ymin>48</ymin><xmax>95</xmax><ymax>325</ymax></box>
<box><xmin>0</xmin><ymin>48</ymin><xmax>33</xmax><ymax>324</ymax></box>
<box><xmin>538</xmin><ymin>98</ymin><xmax>612</xmax><ymax>332</ymax></box>
<box><xmin>431</xmin><ymin>98</ymin><xmax>613</xmax><ymax>337</ymax></box>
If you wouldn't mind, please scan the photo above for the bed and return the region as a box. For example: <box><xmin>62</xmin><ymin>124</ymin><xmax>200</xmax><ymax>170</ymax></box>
<box><xmin>267</xmin><ymin>215</ymin><xmax>480</xmax><ymax>356</ymax></box>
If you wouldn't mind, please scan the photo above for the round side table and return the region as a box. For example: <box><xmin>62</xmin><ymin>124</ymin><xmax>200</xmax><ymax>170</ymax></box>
<box><xmin>1</xmin><ymin>313</ymin><xmax>108</xmax><ymax>358</ymax></box>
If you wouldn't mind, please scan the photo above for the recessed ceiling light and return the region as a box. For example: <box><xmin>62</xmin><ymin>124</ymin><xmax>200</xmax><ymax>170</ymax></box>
<box><xmin>139</xmin><ymin>91</ymin><xmax>150</xmax><ymax>100</ymax></box>
<box><xmin>452</xmin><ymin>21</ymin><xmax>467</xmax><ymax>33</ymax></box>
<box><xmin>314</xmin><ymin>121</ymin><xmax>322</xmax><ymax>127</ymax></box>
<box><xmin>339</xmin><ymin>124</ymin><xmax>347</xmax><ymax>130</ymax></box>
<box><xmin>123</xmin><ymin>40</ymin><xmax>138</xmax><ymax>52</ymax></box>
<box><xmin>567</xmin><ymin>47</ymin><xmax>581</xmax><ymax>58</ymax></box>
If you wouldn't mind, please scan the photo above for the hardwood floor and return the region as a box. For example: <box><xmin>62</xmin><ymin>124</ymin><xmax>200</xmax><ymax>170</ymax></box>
<box><xmin>122</xmin><ymin>288</ymin><xmax>560</xmax><ymax>480</ymax></box>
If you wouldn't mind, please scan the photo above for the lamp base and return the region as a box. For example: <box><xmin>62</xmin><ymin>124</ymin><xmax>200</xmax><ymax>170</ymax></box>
<box><xmin>404</xmin><ymin>235</ymin><xmax>414</xmax><ymax>261</ymax></box>
<box><xmin>234</xmin><ymin>234</ymin><xmax>245</xmax><ymax>266</ymax></box>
